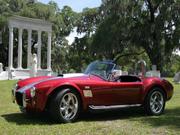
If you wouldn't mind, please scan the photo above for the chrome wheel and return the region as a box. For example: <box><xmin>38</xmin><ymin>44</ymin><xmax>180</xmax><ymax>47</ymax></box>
<box><xmin>59</xmin><ymin>93</ymin><xmax>78</xmax><ymax>120</ymax></box>
<box><xmin>150</xmin><ymin>91</ymin><xmax>164</xmax><ymax>114</ymax></box>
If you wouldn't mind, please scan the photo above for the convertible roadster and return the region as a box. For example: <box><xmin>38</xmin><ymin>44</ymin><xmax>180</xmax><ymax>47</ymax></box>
<box><xmin>12</xmin><ymin>60</ymin><xmax>173</xmax><ymax>123</ymax></box>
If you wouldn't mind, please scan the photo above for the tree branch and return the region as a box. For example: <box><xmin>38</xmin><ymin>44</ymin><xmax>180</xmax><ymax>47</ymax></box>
<box><xmin>113</xmin><ymin>50</ymin><xmax>146</xmax><ymax>63</ymax></box>
<box><xmin>146</xmin><ymin>0</ymin><xmax>155</xmax><ymax>22</ymax></box>
<box><xmin>154</xmin><ymin>1</ymin><xmax>162</xmax><ymax>11</ymax></box>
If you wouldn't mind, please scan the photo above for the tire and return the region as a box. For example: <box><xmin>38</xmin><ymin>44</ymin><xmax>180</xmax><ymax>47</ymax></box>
<box><xmin>49</xmin><ymin>88</ymin><xmax>81</xmax><ymax>123</ymax></box>
<box><xmin>144</xmin><ymin>87</ymin><xmax>166</xmax><ymax>115</ymax></box>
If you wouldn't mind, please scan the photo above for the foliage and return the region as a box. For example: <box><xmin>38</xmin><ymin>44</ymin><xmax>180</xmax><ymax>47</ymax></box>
<box><xmin>51</xmin><ymin>38</ymin><xmax>69</xmax><ymax>74</ymax></box>
<box><xmin>67</xmin><ymin>7</ymin><xmax>101</xmax><ymax>72</ymax></box>
<box><xmin>92</xmin><ymin>0</ymin><xmax>140</xmax><ymax>60</ymax></box>
<box><xmin>162</xmin><ymin>54</ymin><xmax>180</xmax><ymax>77</ymax></box>
<box><xmin>92</xmin><ymin>14</ymin><xmax>130</xmax><ymax>59</ymax></box>
<box><xmin>77</xmin><ymin>8</ymin><xmax>100</xmax><ymax>36</ymax></box>
<box><xmin>93</xmin><ymin>0</ymin><xmax>180</xmax><ymax>72</ymax></box>
<box><xmin>67</xmin><ymin>36</ymin><xmax>97</xmax><ymax>72</ymax></box>
<box><xmin>131</xmin><ymin>0</ymin><xmax>180</xmax><ymax>71</ymax></box>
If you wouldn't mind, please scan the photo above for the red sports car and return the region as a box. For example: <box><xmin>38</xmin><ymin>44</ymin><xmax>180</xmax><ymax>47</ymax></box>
<box><xmin>12</xmin><ymin>60</ymin><xmax>173</xmax><ymax>123</ymax></box>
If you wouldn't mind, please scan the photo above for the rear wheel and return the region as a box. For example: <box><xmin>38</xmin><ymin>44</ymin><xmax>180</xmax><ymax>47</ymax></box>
<box><xmin>49</xmin><ymin>88</ymin><xmax>81</xmax><ymax>123</ymax></box>
<box><xmin>144</xmin><ymin>88</ymin><xmax>165</xmax><ymax>115</ymax></box>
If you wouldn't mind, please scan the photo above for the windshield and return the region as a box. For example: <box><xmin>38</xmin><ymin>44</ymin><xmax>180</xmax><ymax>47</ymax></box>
<box><xmin>84</xmin><ymin>61</ymin><xmax>116</xmax><ymax>80</ymax></box>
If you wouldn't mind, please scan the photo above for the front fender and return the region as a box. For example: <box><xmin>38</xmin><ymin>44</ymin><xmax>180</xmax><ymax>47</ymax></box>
<box><xmin>45</xmin><ymin>82</ymin><xmax>88</xmax><ymax>111</ymax></box>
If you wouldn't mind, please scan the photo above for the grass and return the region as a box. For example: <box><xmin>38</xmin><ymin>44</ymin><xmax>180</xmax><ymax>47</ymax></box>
<box><xmin>0</xmin><ymin>79</ymin><xmax>180</xmax><ymax>135</ymax></box>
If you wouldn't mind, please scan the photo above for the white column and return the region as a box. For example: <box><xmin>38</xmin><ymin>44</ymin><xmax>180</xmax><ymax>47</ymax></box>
<box><xmin>37</xmin><ymin>30</ymin><xmax>42</xmax><ymax>69</ymax></box>
<box><xmin>8</xmin><ymin>27</ymin><xmax>14</xmax><ymax>69</ymax></box>
<box><xmin>18</xmin><ymin>28</ymin><xmax>23</xmax><ymax>69</ymax></box>
<box><xmin>27</xmin><ymin>29</ymin><xmax>32</xmax><ymax>69</ymax></box>
<box><xmin>47</xmin><ymin>32</ymin><xmax>51</xmax><ymax>70</ymax></box>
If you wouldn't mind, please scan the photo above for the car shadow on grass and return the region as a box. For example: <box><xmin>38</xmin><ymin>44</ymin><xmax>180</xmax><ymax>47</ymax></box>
<box><xmin>1</xmin><ymin>112</ymin><xmax>55</xmax><ymax>125</ymax></box>
<box><xmin>1</xmin><ymin>107</ymin><xmax>147</xmax><ymax>125</ymax></box>
<box><xmin>1</xmin><ymin>107</ymin><xmax>180</xmax><ymax>130</ymax></box>
<box><xmin>78</xmin><ymin>107</ymin><xmax>145</xmax><ymax>121</ymax></box>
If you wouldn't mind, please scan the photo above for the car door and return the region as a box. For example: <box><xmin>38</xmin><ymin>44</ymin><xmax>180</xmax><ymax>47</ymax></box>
<box><xmin>91</xmin><ymin>81</ymin><xmax>118</xmax><ymax>106</ymax></box>
<box><xmin>91</xmin><ymin>81</ymin><xmax>143</xmax><ymax>106</ymax></box>
<box><xmin>110</xmin><ymin>81</ymin><xmax>143</xmax><ymax>105</ymax></box>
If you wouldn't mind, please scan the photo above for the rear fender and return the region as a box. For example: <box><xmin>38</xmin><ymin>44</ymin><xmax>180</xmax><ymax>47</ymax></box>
<box><xmin>141</xmin><ymin>81</ymin><xmax>167</xmax><ymax>102</ymax></box>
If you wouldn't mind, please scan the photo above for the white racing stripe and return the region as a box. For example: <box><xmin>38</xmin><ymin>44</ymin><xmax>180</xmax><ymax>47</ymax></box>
<box><xmin>18</xmin><ymin>73</ymin><xmax>85</xmax><ymax>93</ymax></box>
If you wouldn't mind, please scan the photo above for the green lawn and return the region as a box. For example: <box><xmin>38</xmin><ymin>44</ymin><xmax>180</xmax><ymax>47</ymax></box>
<box><xmin>0</xmin><ymin>79</ymin><xmax>180</xmax><ymax>135</ymax></box>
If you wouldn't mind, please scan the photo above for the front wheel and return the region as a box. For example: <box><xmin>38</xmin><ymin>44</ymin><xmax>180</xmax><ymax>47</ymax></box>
<box><xmin>49</xmin><ymin>89</ymin><xmax>81</xmax><ymax>123</ymax></box>
<box><xmin>144</xmin><ymin>88</ymin><xmax>166</xmax><ymax>115</ymax></box>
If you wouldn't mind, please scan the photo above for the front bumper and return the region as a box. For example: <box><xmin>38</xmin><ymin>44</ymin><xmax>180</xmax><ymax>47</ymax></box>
<box><xmin>12</xmin><ymin>87</ymin><xmax>43</xmax><ymax>113</ymax></box>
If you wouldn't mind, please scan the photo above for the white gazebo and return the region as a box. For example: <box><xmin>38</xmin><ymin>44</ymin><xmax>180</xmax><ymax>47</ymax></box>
<box><xmin>7</xmin><ymin>16</ymin><xmax>52</xmax><ymax>79</ymax></box>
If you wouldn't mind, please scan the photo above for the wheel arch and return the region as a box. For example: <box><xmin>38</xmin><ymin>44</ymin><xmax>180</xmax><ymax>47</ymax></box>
<box><xmin>45</xmin><ymin>84</ymin><xmax>86</xmax><ymax>111</ymax></box>
<box><xmin>143</xmin><ymin>84</ymin><xmax>167</xmax><ymax>102</ymax></box>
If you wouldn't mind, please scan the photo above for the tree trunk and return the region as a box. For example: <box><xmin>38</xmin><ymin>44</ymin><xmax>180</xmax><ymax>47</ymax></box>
<box><xmin>148</xmin><ymin>51</ymin><xmax>163</xmax><ymax>72</ymax></box>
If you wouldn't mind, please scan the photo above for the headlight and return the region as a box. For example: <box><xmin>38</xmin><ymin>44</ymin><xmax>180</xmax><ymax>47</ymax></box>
<box><xmin>13</xmin><ymin>84</ymin><xmax>18</xmax><ymax>90</ymax></box>
<box><xmin>30</xmin><ymin>87</ymin><xmax>36</xmax><ymax>98</ymax></box>
<box><xmin>12</xmin><ymin>84</ymin><xmax>18</xmax><ymax>103</ymax></box>
<box><xmin>12</xmin><ymin>83</ymin><xmax>18</xmax><ymax>96</ymax></box>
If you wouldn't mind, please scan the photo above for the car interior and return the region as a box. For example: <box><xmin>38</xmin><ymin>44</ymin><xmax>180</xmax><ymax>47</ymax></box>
<box><xmin>116</xmin><ymin>75</ymin><xmax>141</xmax><ymax>82</ymax></box>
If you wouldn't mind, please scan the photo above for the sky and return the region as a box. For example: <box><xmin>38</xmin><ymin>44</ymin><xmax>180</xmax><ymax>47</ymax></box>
<box><xmin>39</xmin><ymin>0</ymin><xmax>102</xmax><ymax>12</ymax></box>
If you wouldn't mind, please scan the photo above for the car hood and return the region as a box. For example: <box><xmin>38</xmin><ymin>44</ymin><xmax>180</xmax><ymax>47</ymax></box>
<box><xmin>17</xmin><ymin>73</ymin><xmax>85</xmax><ymax>87</ymax></box>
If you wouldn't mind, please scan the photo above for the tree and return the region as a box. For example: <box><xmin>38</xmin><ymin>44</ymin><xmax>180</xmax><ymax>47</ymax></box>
<box><xmin>67</xmin><ymin>36</ymin><xmax>96</xmax><ymax>72</ymax></box>
<box><xmin>130</xmin><ymin>0</ymin><xmax>180</xmax><ymax>71</ymax></box>
<box><xmin>77</xmin><ymin>8</ymin><xmax>100</xmax><ymax>36</ymax></box>
<box><xmin>92</xmin><ymin>14</ymin><xmax>130</xmax><ymax>59</ymax></box>
<box><xmin>67</xmin><ymin>7</ymin><xmax>100</xmax><ymax>72</ymax></box>
<box><xmin>92</xmin><ymin>0</ymin><xmax>143</xmax><ymax>60</ymax></box>
<box><xmin>93</xmin><ymin>0</ymin><xmax>180</xmax><ymax>71</ymax></box>
<box><xmin>9</xmin><ymin>0</ymin><xmax>27</xmax><ymax>12</ymax></box>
